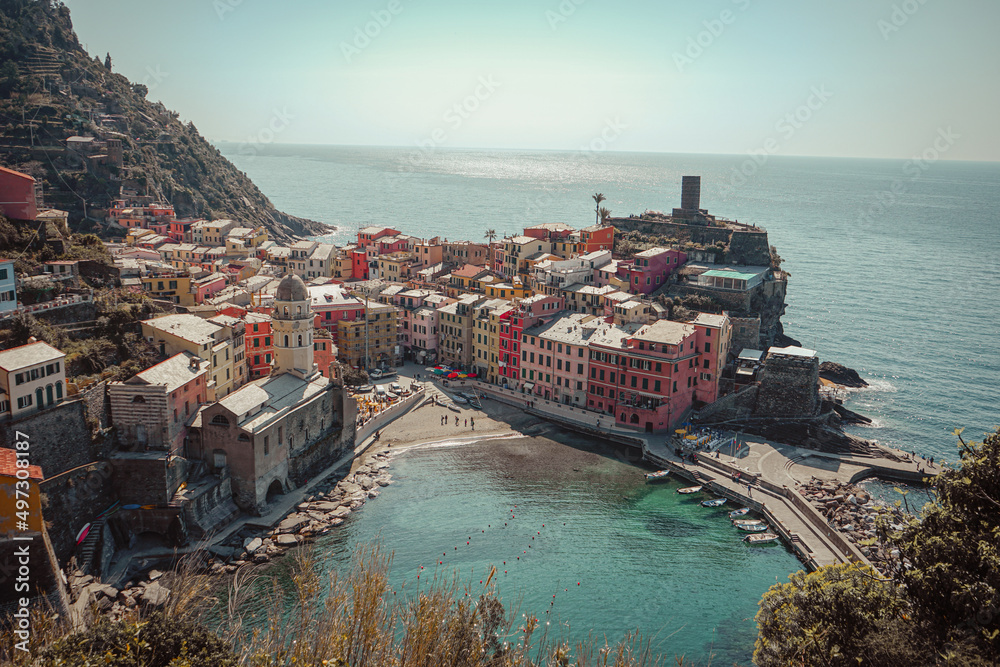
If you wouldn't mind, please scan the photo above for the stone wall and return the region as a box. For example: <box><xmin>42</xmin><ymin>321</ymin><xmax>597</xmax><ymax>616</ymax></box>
<box><xmin>728</xmin><ymin>316</ymin><xmax>761</xmax><ymax>355</ymax></box>
<box><xmin>0</xmin><ymin>301</ymin><xmax>98</xmax><ymax>328</ymax></box>
<box><xmin>110</xmin><ymin>454</ymin><xmax>190</xmax><ymax>505</ymax></box>
<box><xmin>288</xmin><ymin>387</ymin><xmax>357</xmax><ymax>486</ymax></box>
<box><xmin>1</xmin><ymin>399</ymin><xmax>95</xmax><ymax>478</ymax></box>
<box><xmin>38</xmin><ymin>461</ymin><xmax>118</xmax><ymax>560</ymax></box>
<box><xmin>694</xmin><ymin>384</ymin><xmax>759</xmax><ymax>423</ymax></box>
<box><xmin>727</xmin><ymin>230</ymin><xmax>771</xmax><ymax>266</ymax></box>
<box><xmin>611</xmin><ymin>218</ymin><xmax>733</xmax><ymax>245</ymax></box>
<box><xmin>668</xmin><ymin>283</ymin><xmax>752</xmax><ymax>312</ymax></box>
<box><xmin>754</xmin><ymin>356</ymin><xmax>820</xmax><ymax>418</ymax></box>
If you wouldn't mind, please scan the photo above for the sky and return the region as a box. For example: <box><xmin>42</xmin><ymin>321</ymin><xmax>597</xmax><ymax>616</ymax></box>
<box><xmin>64</xmin><ymin>0</ymin><xmax>1000</xmax><ymax>161</ymax></box>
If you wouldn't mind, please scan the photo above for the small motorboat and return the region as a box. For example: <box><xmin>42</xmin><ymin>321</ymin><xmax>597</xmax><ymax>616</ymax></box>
<box><xmin>701</xmin><ymin>498</ymin><xmax>727</xmax><ymax>507</ymax></box>
<box><xmin>732</xmin><ymin>518</ymin><xmax>765</xmax><ymax>527</ymax></box>
<box><xmin>645</xmin><ymin>470</ymin><xmax>670</xmax><ymax>482</ymax></box>
<box><xmin>677</xmin><ymin>486</ymin><xmax>703</xmax><ymax>495</ymax></box>
<box><xmin>729</xmin><ymin>507</ymin><xmax>750</xmax><ymax>518</ymax></box>
<box><xmin>736</xmin><ymin>522</ymin><xmax>768</xmax><ymax>532</ymax></box>
<box><xmin>743</xmin><ymin>532</ymin><xmax>779</xmax><ymax>544</ymax></box>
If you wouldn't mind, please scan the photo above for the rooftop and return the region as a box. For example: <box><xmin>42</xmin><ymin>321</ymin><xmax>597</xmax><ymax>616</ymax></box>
<box><xmin>768</xmin><ymin>345</ymin><xmax>818</xmax><ymax>359</ymax></box>
<box><xmin>142</xmin><ymin>314</ymin><xmax>224</xmax><ymax>346</ymax></box>
<box><xmin>217</xmin><ymin>372</ymin><xmax>329</xmax><ymax>433</ymax></box>
<box><xmin>634</xmin><ymin>319</ymin><xmax>696</xmax><ymax>345</ymax></box>
<box><xmin>0</xmin><ymin>341</ymin><xmax>65</xmax><ymax>371</ymax></box>
<box><xmin>120</xmin><ymin>351</ymin><xmax>209</xmax><ymax>393</ymax></box>
<box><xmin>693</xmin><ymin>313</ymin><xmax>728</xmax><ymax>328</ymax></box>
<box><xmin>0</xmin><ymin>448</ymin><xmax>43</xmax><ymax>481</ymax></box>
<box><xmin>526</xmin><ymin>312</ymin><xmax>600</xmax><ymax>347</ymax></box>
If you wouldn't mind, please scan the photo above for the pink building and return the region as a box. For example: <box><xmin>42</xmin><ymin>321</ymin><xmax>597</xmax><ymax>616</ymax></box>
<box><xmin>192</xmin><ymin>272</ymin><xmax>228</xmax><ymax>304</ymax></box>
<box><xmin>691</xmin><ymin>313</ymin><xmax>732</xmax><ymax>405</ymax></box>
<box><xmin>520</xmin><ymin>311</ymin><xmax>599</xmax><ymax>405</ymax></box>
<box><xmin>587</xmin><ymin>319</ymin><xmax>700</xmax><ymax>433</ymax></box>
<box><xmin>621</xmin><ymin>247</ymin><xmax>687</xmax><ymax>295</ymax></box>
<box><xmin>0</xmin><ymin>166</ymin><xmax>37</xmax><ymax>221</ymax></box>
<box><xmin>308</xmin><ymin>284</ymin><xmax>365</xmax><ymax>344</ymax></box>
<box><xmin>498</xmin><ymin>294</ymin><xmax>564</xmax><ymax>389</ymax></box>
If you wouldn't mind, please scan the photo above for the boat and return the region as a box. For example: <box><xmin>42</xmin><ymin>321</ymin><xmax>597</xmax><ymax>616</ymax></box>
<box><xmin>736</xmin><ymin>522</ymin><xmax>769</xmax><ymax>532</ymax></box>
<box><xmin>701</xmin><ymin>498</ymin><xmax>727</xmax><ymax>507</ymax></box>
<box><xmin>75</xmin><ymin>523</ymin><xmax>91</xmax><ymax>545</ymax></box>
<box><xmin>743</xmin><ymin>532</ymin><xmax>779</xmax><ymax>544</ymax></box>
<box><xmin>644</xmin><ymin>470</ymin><xmax>670</xmax><ymax>482</ymax></box>
<box><xmin>677</xmin><ymin>486</ymin><xmax>703</xmax><ymax>495</ymax></box>
<box><xmin>732</xmin><ymin>518</ymin><xmax>765</xmax><ymax>527</ymax></box>
<box><xmin>729</xmin><ymin>507</ymin><xmax>750</xmax><ymax>518</ymax></box>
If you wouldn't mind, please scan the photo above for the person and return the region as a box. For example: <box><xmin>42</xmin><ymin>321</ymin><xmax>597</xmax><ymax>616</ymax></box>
<box><xmin>455</xmin><ymin>415</ymin><xmax>459</xmax><ymax>426</ymax></box>
<box><xmin>747</xmin><ymin>483</ymin><xmax>753</xmax><ymax>498</ymax></box>
<box><xmin>464</xmin><ymin>418</ymin><xmax>468</xmax><ymax>427</ymax></box>
<box><xmin>471</xmin><ymin>417</ymin><xmax>475</xmax><ymax>430</ymax></box>
<box><xmin>374</xmin><ymin>430</ymin><xmax>381</xmax><ymax>441</ymax></box>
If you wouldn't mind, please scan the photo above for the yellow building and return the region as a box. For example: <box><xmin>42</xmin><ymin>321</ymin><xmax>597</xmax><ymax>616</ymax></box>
<box><xmin>225</xmin><ymin>226</ymin><xmax>268</xmax><ymax>258</ymax></box>
<box><xmin>126</xmin><ymin>228</ymin><xmax>154</xmax><ymax>246</ymax></box>
<box><xmin>471</xmin><ymin>298</ymin><xmax>512</xmax><ymax>383</ymax></box>
<box><xmin>484</xmin><ymin>281</ymin><xmax>531</xmax><ymax>301</ymax></box>
<box><xmin>438</xmin><ymin>294</ymin><xmax>482</xmax><ymax>370</ymax></box>
<box><xmin>336</xmin><ymin>300</ymin><xmax>401</xmax><ymax>369</ymax></box>
<box><xmin>376</xmin><ymin>252</ymin><xmax>414</xmax><ymax>282</ymax></box>
<box><xmin>141</xmin><ymin>313</ymin><xmax>244</xmax><ymax>397</ymax></box>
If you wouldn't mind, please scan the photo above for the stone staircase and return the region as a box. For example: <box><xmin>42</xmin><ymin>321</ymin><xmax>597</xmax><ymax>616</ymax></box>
<box><xmin>75</xmin><ymin>518</ymin><xmax>105</xmax><ymax>575</ymax></box>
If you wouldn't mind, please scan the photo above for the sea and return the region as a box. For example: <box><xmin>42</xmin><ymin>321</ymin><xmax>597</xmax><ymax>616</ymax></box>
<box><xmin>218</xmin><ymin>143</ymin><xmax>999</xmax><ymax>662</ymax></box>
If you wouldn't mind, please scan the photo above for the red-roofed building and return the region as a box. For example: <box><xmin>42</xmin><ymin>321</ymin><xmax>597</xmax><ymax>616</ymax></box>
<box><xmin>0</xmin><ymin>166</ymin><xmax>38</xmax><ymax>221</ymax></box>
<box><xmin>579</xmin><ymin>225</ymin><xmax>615</xmax><ymax>253</ymax></box>
<box><xmin>357</xmin><ymin>226</ymin><xmax>400</xmax><ymax>248</ymax></box>
<box><xmin>0</xmin><ymin>447</ymin><xmax>44</xmax><ymax>533</ymax></box>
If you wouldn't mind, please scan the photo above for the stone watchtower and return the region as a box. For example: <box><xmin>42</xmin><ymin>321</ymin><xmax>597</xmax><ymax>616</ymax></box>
<box><xmin>272</xmin><ymin>273</ymin><xmax>320</xmax><ymax>380</ymax></box>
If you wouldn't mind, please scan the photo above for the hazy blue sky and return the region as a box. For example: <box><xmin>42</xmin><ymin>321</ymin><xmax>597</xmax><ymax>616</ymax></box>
<box><xmin>65</xmin><ymin>0</ymin><xmax>999</xmax><ymax>161</ymax></box>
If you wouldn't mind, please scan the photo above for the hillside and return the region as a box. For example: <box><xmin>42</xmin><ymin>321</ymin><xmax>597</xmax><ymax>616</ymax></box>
<box><xmin>0</xmin><ymin>0</ymin><xmax>329</xmax><ymax>242</ymax></box>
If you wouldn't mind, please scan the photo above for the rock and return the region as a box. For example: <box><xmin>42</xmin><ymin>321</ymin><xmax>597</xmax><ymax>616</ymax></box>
<box><xmin>376</xmin><ymin>476</ymin><xmax>392</xmax><ymax>487</ymax></box>
<box><xmin>339</xmin><ymin>482</ymin><xmax>362</xmax><ymax>495</ymax></box>
<box><xmin>357</xmin><ymin>476</ymin><xmax>374</xmax><ymax>490</ymax></box>
<box><xmin>140</xmin><ymin>582</ymin><xmax>170</xmax><ymax>607</ymax></box>
<box><xmin>97</xmin><ymin>596</ymin><xmax>114</xmax><ymax>612</ymax></box>
<box><xmin>276</xmin><ymin>534</ymin><xmax>298</xmax><ymax>547</ymax></box>
<box><xmin>148</xmin><ymin>569</ymin><xmax>164</xmax><ymax>581</ymax></box>
<box><xmin>819</xmin><ymin>362</ymin><xmax>869</xmax><ymax>388</ymax></box>
<box><xmin>243</xmin><ymin>537</ymin><xmax>263</xmax><ymax>554</ymax></box>
<box><xmin>98</xmin><ymin>585</ymin><xmax>118</xmax><ymax>599</ymax></box>
<box><xmin>310</xmin><ymin>501</ymin><xmax>340</xmax><ymax>511</ymax></box>
<box><xmin>330</xmin><ymin>506</ymin><xmax>351</xmax><ymax>518</ymax></box>
<box><xmin>75</xmin><ymin>574</ymin><xmax>94</xmax><ymax>586</ymax></box>
<box><xmin>355</xmin><ymin>465</ymin><xmax>372</xmax><ymax>476</ymax></box>
<box><xmin>209</xmin><ymin>545</ymin><xmax>237</xmax><ymax>561</ymax></box>
<box><xmin>330</xmin><ymin>518</ymin><xmax>345</xmax><ymax>527</ymax></box>
<box><xmin>367</xmin><ymin>489</ymin><xmax>380</xmax><ymax>499</ymax></box>
<box><xmin>350</xmin><ymin>500</ymin><xmax>364</xmax><ymax>510</ymax></box>
<box><xmin>253</xmin><ymin>553</ymin><xmax>270</xmax><ymax>564</ymax></box>
<box><xmin>277</xmin><ymin>514</ymin><xmax>310</xmax><ymax>533</ymax></box>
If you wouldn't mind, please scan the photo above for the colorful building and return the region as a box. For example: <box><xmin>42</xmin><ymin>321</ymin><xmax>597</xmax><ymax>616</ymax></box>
<box><xmin>521</xmin><ymin>312</ymin><xmax>600</xmax><ymax>405</ymax></box>
<box><xmin>0</xmin><ymin>258</ymin><xmax>16</xmax><ymax>313</ymax></box>
<box><xmin>622</xmin><ymin>247</ymin><xmax>687</xmax><ymax>295</ymax></box>
<box><xmin>0</xmin><ymin>340</ymin><xmax>66</xmax><ymax>420</ymax></box>
<box><xmin>357</xmin><ymin>226</ymin><xmax>401</xmax><ymax>248</ymax></box>
<box><xmin>0</xmin><ymin>165</ymin><xmax>38</xmax><ymax>221</ymax></box>
<box><xmin>108</xmin><ymin>352</ymin><xmax>213</xmax><ymax>453</ymax></box>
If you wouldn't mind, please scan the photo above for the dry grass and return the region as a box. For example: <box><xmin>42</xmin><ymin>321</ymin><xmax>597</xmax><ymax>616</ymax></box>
<box><xmin>1</xmin><ymin>542</ymin><xmax>721</xmax><ymax>666</ymax></box>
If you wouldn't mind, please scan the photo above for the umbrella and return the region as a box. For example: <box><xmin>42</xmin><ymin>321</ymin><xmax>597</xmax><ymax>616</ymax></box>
<box><xmin>448</xmin><ymin>372</ymin><xmax>460</xmax><ymax>379</ymax></box>
<box><xmin>467</xmin><ymin>373</ymin><xmax>478</xmax><ymax>378</ymax></box>
<box><xmin>432</xmin><ymin>369</ymin><xmax>446</xmax><ymax>375</ymax></box>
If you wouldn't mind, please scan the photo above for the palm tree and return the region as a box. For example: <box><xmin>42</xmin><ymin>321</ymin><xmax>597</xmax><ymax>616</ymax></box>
<box><xmin>599</xmin><ymin>207</ymin><xmax>612</xmax><ymax>225</ymax></box>
<box><xmin>592</xmin><ymin>193</ymin><xmax>606</xmax><ymax>224</ymax></box>
<box><xmin>484</xmin><ymin>229</ymin><xmax>497</xmax><ymax>244</ymax></box>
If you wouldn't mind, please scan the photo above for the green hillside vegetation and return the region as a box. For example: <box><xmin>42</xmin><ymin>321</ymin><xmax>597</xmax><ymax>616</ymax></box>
<box><xmin>0</xmin><ymin>0</ymin><xmax>327</xmax><ymax>242</ymax></box>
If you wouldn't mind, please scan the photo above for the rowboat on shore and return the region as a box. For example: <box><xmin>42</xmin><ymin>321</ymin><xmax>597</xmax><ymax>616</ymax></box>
<box><xmin>736</xmin><ymin>522</ymin><xmax>768</xmax><ymax>532</ymax></box>
<box><xmin>701</xmin><ymin>497</ymin><xmax>727</xmax><ymax>507</ymax></box>
<box><xmin>732</xmin><ymin>518</ymin><xmax>765</xmax><ymax>527</ymax></box>
<box><xmin>677</xmin><ymin>486</ymin><xmax>703</xmax><ymax>495</ymax></box>
<box><xmin>729</xmin><ymin>507</ymin><xmax>750</xmax><ymax>518</ymax></box>
<box><xmin>645</xmin><ymin>470</ymin><xmax>670</xmax><ymax>482</ymax></box>
<box><xmin>743</xmin><ymin>532</ymin><xmax>779</xmax><ymax>544</ymax></box>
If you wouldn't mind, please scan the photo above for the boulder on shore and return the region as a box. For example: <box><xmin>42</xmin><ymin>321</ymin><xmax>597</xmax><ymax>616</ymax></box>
<box><xmin>819</xmin><ymin>362</ymin><xmax>869</xmax><ymax>388</ymax></box>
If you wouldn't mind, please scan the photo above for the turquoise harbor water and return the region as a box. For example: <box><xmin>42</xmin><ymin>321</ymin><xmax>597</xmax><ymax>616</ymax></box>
<box><xmin>218</xmin><ymin>144</ymin><xmax>999</xmax><ymax>661</ymax></box>
<box><xmin>309</xmin><ymin>436</ymin><xmax>799</xmax><ymax>663</ymax></box>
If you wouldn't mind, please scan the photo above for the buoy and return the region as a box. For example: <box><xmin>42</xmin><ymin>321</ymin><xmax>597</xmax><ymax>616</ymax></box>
<box><xmin>417</xmin><ymin>575</ymin><xmax>420</xmax><ymax>579</ymax></box>
<box><xmin>577</xmin><ymin>582</ymin><xmax>580</xmax><ymax>586</ymax></box>
<box><xmin>455</xmin><ymin>547</ymin><xmax>457</xmax><ymax>550</ymax></box>
<box><xmin>480</xmin><ymin>580</ymin><xmax>483</xmax><ymax>584</ymax></box>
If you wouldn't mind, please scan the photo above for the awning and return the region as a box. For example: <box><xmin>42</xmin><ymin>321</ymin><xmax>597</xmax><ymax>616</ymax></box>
<box><xmin>522</xmin><ymin>382</ymin><xmax>535</xmax><ymax>391</ymax></box>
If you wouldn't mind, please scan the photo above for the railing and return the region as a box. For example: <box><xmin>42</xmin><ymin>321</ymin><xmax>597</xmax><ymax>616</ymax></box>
<box><xmin>0</xmin><ymin>292</ymin><xmax>93</xmax><ymax>320</ymax></box>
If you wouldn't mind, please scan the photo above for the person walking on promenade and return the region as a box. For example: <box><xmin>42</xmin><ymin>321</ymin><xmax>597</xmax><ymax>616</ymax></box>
<box><xmin>471</xmin><ymin>417</ymin><xmax>475</xmax><ymax>430</ymax></box>
<box><xmin>455</xmin><ymin>415</ymin><xmax>459</xmax><ymax>426</ymax></box>
<box><xmin>747</xmin><ymin>484</ymin><xmax>753</xmax><ymax>498</ymax></box>
<box><xmin>464</xmin><ymin>418</ymin><xmax>468</xmax><ymax>427</ymax></box>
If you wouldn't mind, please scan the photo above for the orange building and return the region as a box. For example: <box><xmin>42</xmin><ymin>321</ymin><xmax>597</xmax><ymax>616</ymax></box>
<box><xmin>579</xmin><ymin>225</ymin><xmax>615</xmax><ymax>253</ymax></box>
<box><xmin>0</xmin><ymin>447</ymin><xmax>44</xmax><ymax>533</ymax></box>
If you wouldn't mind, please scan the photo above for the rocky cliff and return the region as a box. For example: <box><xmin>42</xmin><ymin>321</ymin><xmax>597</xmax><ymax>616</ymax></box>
<box><xmin>0</xmin><ymin>0</ymin><xmax>329</xmax><ymax>242</ymax></box>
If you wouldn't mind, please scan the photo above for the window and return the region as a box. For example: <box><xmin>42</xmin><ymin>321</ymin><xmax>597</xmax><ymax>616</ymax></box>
<box><xmin>0</xmin><ymin>268</ymin><xmax>6</xmax><ymax>280</ymax></box>
<box><xmin>264</xmin><ymin>436</ymin><xmax>269</xmax><ymax>455</ymax></box>
<box><xmin>654</xmin><ymin>380</ymin><xmax>661</xmax><ymax>392</ymax></box>
<box><xmin>14</xmin><ymin>372</ymin><xmax>24</xmax><ymax>385</ymax></box>
<box><xmin>132</xmin><ymin>395</ymin><xmax>146</xmax><ymax>403</ymax></box>
<box><xmin>630</xmin><ymin>375</ymin><xmax>638</xmax><ymax>388</ymax></box>
<box><xmin>704</xmin><ymin>359</ymin><xmax>710</xmax><ymax>369</ymax></box>
<box><xmin>211</xmin><ymin>414</ymin><xmax>230</xmax><ymax>426</ymax></box>
<box><xmin>17</xmin><ymin>395</ymin><xmax>32</xmax><ymax>409</ymax></box>
<box><xmin>577</xmin><ymin>364</ymin><xmax>583</xmax><ymax>374</ymax></box>
<box><xmin>704</xmin><ymin>342</ymin><xmax>711</xmax><ymax>353</ymax></box>
<box><xmin>642</xmin><ymin>378</ymin><xmax>649</xmax><ymax>390</ymax></box>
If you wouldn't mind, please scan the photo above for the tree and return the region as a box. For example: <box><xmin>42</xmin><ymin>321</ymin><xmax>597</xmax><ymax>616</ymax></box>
<box><xmin>599</xmin><ymin>206</ymin><xmax>611</xmax><ymax>225</ymax></box>
<box><xmin>592</xmin><ymin>193</ymin><xmax>606</xmax><ymax>224</ymax></box>
<box><xmin>891</xmin><ymin>428</ymin><xmax>1000</xmax><ymax>658</ymax></box>
<box><xmin>484</xmin><ymin>229</ymin><xmax>497</xmax><ymax>245</ymax></box>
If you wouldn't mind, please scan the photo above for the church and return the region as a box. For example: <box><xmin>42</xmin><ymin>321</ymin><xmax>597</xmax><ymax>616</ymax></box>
<box><xmin>189</xmin><ymin>273</ymin><xmax>357</xmax><ymax>514</ymax></box>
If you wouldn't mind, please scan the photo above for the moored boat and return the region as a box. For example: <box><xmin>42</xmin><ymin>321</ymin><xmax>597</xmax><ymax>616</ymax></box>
<box><xmin>701</xmin><ymin>497</ymin><xmax>726</xmax><ymax>507</ymax></box>
<box><xmin>729</xmin><ymin>507</ymin><xmax>750</xmax><ymax>518</ymax></box>
<box><xmin>645</xmin><ymin>470</ymin><xmax>670</xmax><ymax>482</ymax></box>
<box><xmin>677</xmin><ymin>486</ymin><xmax>703</xmax><ymax>495</ymax></box>
<box><xmin>736</xmin><ymin>522</ymin><xmax>768</xmax><ymax>532</ymax></box>
<box><xmin>743</xmin><ymin>532</ymin><xmax>779</xmax><ymax>544</ymax></box>
<box><xmin>732</xmin><ymin>518</ymin><xmax>765</xmax><ymax>527</ymax></box>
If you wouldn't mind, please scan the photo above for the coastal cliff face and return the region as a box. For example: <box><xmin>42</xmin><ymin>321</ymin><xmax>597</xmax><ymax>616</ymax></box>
<box><xmin>0</xmin><ymin>0</ymin><xmax>328</xmax><ymax>242</ymax></box>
